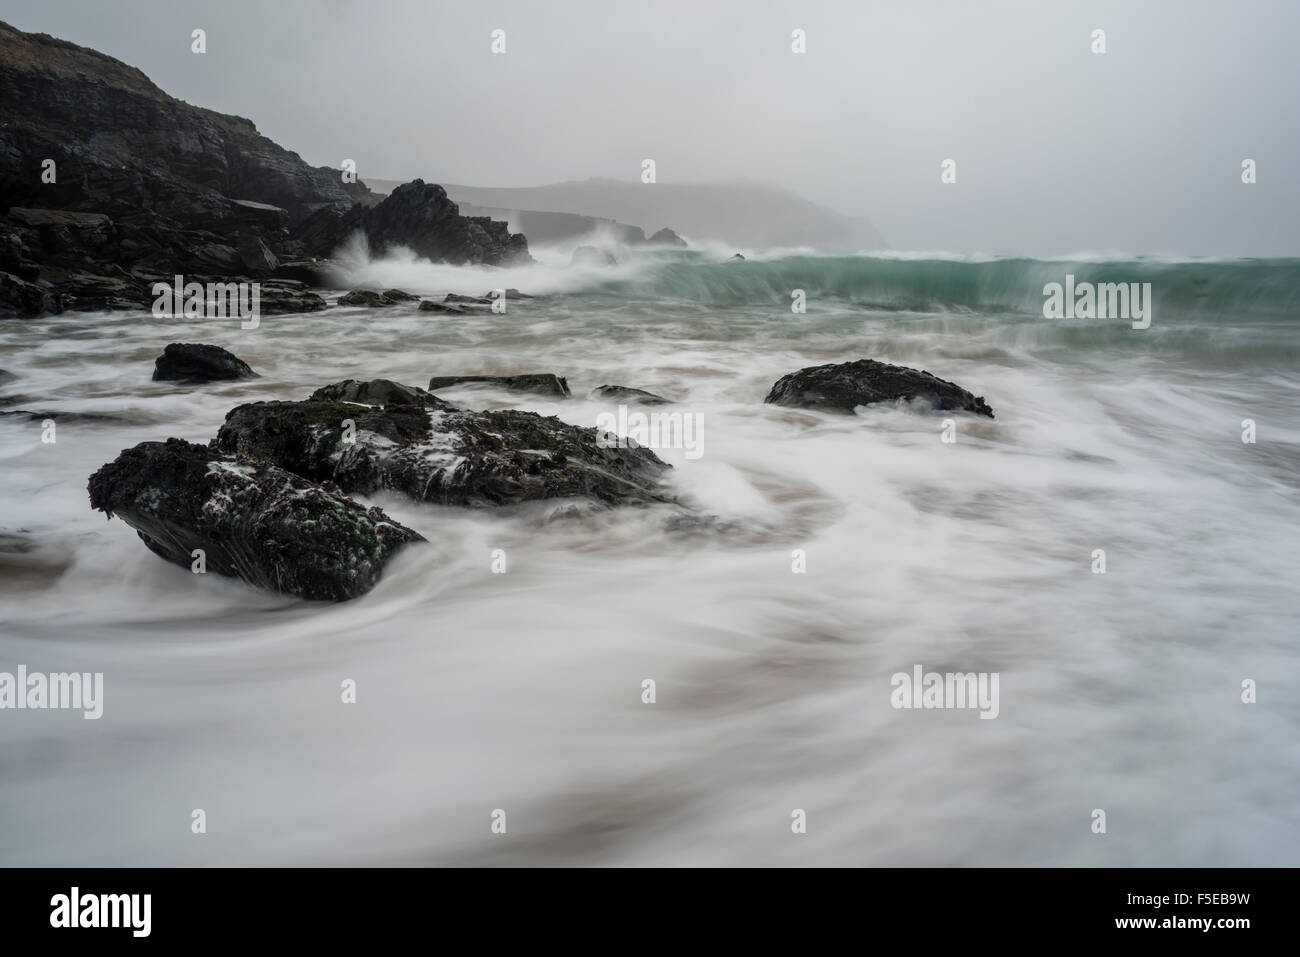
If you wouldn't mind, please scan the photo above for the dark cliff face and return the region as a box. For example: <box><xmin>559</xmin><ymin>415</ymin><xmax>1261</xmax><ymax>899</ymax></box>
<box><xmin>0</xmin><ymin>19</ymin><xmax>530</xmax><ymax>316</ymax></box>
<box><xmin>0</xmin><ymin>20</ymin><xmax>362</xmax><ymax>226</ymax></box>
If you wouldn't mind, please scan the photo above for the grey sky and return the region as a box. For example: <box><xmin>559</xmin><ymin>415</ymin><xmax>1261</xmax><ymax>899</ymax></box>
<box><xmin>3</xmin><ymin>0</ymin><xmax>1297</xmax><ymax>256</ymax></box>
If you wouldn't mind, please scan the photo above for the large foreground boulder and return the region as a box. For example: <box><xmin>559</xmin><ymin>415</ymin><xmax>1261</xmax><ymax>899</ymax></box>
<box><xmin>87</xmin><ymin>438</ymin><xmax>423</xmax><ymax>601</ymax></box>
<box><xmin>764</xmin><ymin>359</ymin><xmax>994</xmax><ymax>418</ymax></box>
<box><xmin>212</xmin><ymin>385</ymin><xmax>672</xmax><ymax>507</ymax></box>
<box><xmin>153</xmin><ymin>343</ymin><xmax>256</xmax><ymax>383</ymax></box>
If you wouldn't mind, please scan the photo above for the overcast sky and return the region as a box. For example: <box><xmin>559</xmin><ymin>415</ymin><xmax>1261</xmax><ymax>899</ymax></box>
<box><xmin>4</xmin><ymin>0</ymin><xmax>1297</xmax><ymax>256</ymax></box>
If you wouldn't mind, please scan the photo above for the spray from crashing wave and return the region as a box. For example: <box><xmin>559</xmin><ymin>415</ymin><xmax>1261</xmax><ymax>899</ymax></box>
<box><xmin>333</xmin><ymin>234</ymin><xmax>1300</xmax><ymax>318</ymax></box>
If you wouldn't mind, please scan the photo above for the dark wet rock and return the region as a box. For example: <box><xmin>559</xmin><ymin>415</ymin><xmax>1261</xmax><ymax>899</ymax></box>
<box><xmin>382</xmin><ymin>288</ymin><xmax>418</xmax><ymax>302</ymax></box>
<box><xmin>662</xmin><ymin>512</ymin><xmax>746</xmax><ymax>538</ymax></box>
<box><xmin>647</xmin><ymin>227</ymin><xmax>687</xmax><ymax>247</ymax></box>
<box><xmin>153</xmin><ymin>343</ymin><xmax>257</xmax><ymax>383</ymax></box>
<box><xmin>0</xmin><ymin>271</ymin><xmax>64</xmax><ymax>318</ymax></box>
<box><xmin>338</xmin><ymin>289</ymin><xmax>397</xmax><ymax>307</ymax></box>
<box><xmin>539</xmin><ymin>502</ymin><xmax>604</xmax><ymax>525</ymax></box>
<box><xmin>417</xmin><ymin>299</ymin><xmax>468</xmax><ymax>314</ymax></box>
<box><xmin>572</xmin><ymin>245</ymin><xmax>617</xmax><ymax>267</ymax></box>
<box><xmin>590</xmin><ymin>385</ymin><xmax>671</xmax><ymax>405</ymax></box>
<box><xmin>236</xmin><ymin>233</ymin><xmax>279</xmax><ymax>275</ymax></box>
<box><xmin>286</xmin><ymin>203</ymin><xmax>366</xmax><ymax>261</ymax></box>
<box><xmin>87</xmin><ymin>437</ymin><xmax>422</xmax><ymax>601</ymax></box>
<box><xmin>9</xmin><ymin>208</ymin><xmax>114</xmax><ymax>231</ymax></box>
<box><xmin>361</xmin><ymin>180</ymin><xmax>531</xmax><ymax>267</ymax></box>
<box><xmin>444</xmin><ymin>293</ymin><xmax>492</xmax><ymax>305</ymax></box>
<box><xmin>212</xmin><ymin>389</ymin><xmax>672</xmax><ymax>508</ymax></box>
<box><xmin>427</xmin><ymin>374</ymin><xmax>571</xmax><ymax>397</ymax></box>
<box><xmin>275</xmin><ymin>259</ymin><xmax>332</xmax><ymax>285</ymax></box>
<box><xmin>256</xmin><ymin>280</ymin><xmax>327</xmax><ymax>314</ymax></box>
<box><xmin>6</xmin><ymin>209</ymin><xmax>118</xmax><ymax>277</ymax></box>
<box><xmin>727</xmin><ymin>253</ymin><xmax>746</xmax><ymax>261</ymax></box>
<box><xmin>764</xmin><ymin>359</ymin><xmax>994</xmax><ymax>418</ymax></box>
<box><xmin>309</xmin><ymin>378</ymin><xmax>451</xmax><ymax>410</ymax></box>
<box><xmin>58</xmin><ymin>272</ymin><xmax>148</xmax><ymax>311</ymax></box>
<box><xmin>0</xmin><ymin>528</ymin><xmax>37</xmax><ymax>553</ymax></box>
<box><xmin>229</xmin><ymin>199</ymin><xmax>290</xmax><ymax>230</ymax></box>
<box><xmin>186</xmin><ymin>242</ymin><xmax>244</xmax><ymax>274</ymax></box>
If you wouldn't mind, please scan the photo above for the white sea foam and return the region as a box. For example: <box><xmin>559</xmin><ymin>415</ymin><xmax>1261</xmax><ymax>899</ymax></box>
<box><xmin>1</xmin><ymin>249</ymin><xmax>1297</xmax><ymax>865</ymax></box>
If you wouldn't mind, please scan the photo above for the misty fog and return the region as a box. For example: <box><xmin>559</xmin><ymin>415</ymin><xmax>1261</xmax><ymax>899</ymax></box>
<box><xmin>2</xmin><ymin>1</ymin><xmax>1297</xmax><ymax>252</ymax></box>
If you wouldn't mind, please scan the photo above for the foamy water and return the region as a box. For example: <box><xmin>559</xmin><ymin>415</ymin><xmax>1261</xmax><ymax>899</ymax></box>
<box><xmin>1</xmin><ymin>247</ymin><xmax>1298</xmax><ymax>865</ymax></box>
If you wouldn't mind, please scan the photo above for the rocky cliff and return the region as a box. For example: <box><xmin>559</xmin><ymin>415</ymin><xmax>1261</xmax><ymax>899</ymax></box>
<box><xmin>0</xmin><ymin>19</ymin><xmax>530</xmax><ymax>317</ymax></box>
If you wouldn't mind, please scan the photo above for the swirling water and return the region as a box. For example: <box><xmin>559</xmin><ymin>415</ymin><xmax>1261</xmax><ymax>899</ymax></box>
<box><xmin>1</xmin><ymin>247</ymin><xmax>1298</xmax><ymax>865</ymax></box>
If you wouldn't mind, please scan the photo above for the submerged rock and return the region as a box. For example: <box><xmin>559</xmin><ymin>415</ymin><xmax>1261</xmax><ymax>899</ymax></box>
<box><xmin>152</xmin><ymin>343</ymin><xmax>257</xmax><ymax>383</ymax></box>
<box><xmin>426</xmin><ymin>374</ymin><xmax>571</xmax><ymax>397</ymax></box>
<box><xmin>764</xmin><ymin>359</ymin><xmax>994</xmax><ymax>418</ymax></box>
<box><xmin>1</xmin><ymin>409</ymin><xmax>128</xmax><ymax>424</ymax></box>
<box><xmin>590</xmin><ymin>384</ymin><xmax>671</xmax><ymax>405</ymax></box>
<box><xmin>444</xmin><ymin>293</ymin><xmax>492</xmax><ymax>305</ymax></box>
<box><xmin>338</xmin><ymin>289</ymin><xmax>398</xmax><ymax>307</ymax></box>
<box><xmin>417</xmin><ymin>299</ymin><xmax>468</xmax><ymax>314</ymax></box>
<box><xmin>308</xmin><ymin>378</ymin><xmax>450</xmax><ymax>409</ymax></box>
<box><xmin>87</xmin><ymin>438</ymin><xmax>423</xmax><ymax>601</ymax></box>
<box><xmin>571</xmin><ymin>245</ymin><xmax>618</xmax><ymax>267</ymax></box>
<box><xmin>212</xmin><ymin>387</ymin><xmax>672</xmax><ymax>508</ymax></box>
<box><xmin>333</xmin><ymin>287</ymin><xmax>417</xmax><ymax>308</ymax></box>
